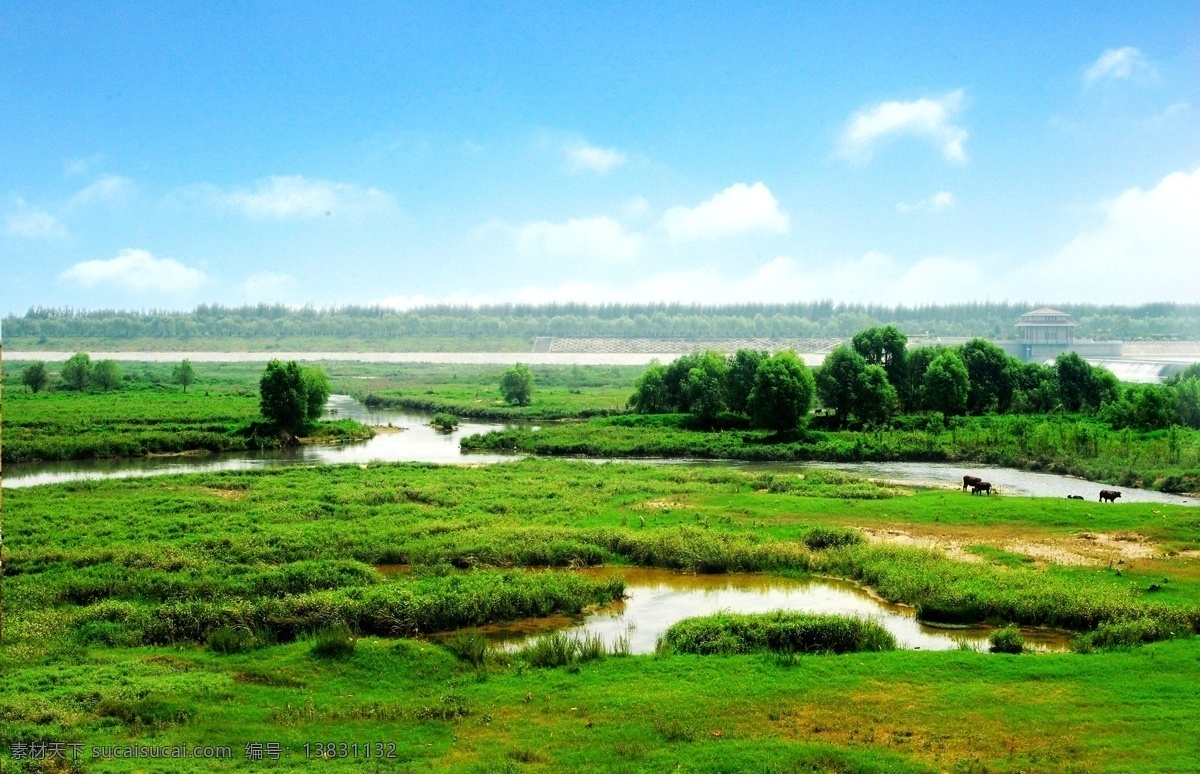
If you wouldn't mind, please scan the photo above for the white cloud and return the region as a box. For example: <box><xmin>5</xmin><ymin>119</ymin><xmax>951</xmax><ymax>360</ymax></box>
<box><xmin>205</xmin><ymin>175</ymin><xmax>395</xmax><ymax>219</ymax></box>
<box><xmin>1032</xmin><ymin>166</ymin><xmax>1200</xmax><ymax>303</ymax></box>
<box><xmin>659</xmin><ymin>182</ymin><xmax>789</xmax><ymax>243</ymax></box>
<box><xmin>59</xmin><ymin>249</ymin><xmax>206</xmax><ymax>293</ymax></box>
<box><xmin>400</xmin><ymin>251</ymin><xmax>981</xmax><ymax>308</ymax></box>
<box><xmin>1083</xmin><ymin>47</ymin><xmax>1154</xmax><ymax>86</ymax></box>
<box><xmin>68</xmin><ymin>175</ymin><xmax>135</xmax><ymax>208</ymax></box>
<box><xmin>63</xmin><ymin>155</ymin><xmax>105</xmax><ymax>177</ymax></box>
<box><xmin>242</xmin><ymin>271</ymin><xmax>297</xmax><ymax>300</ymax></box>
<box><xmin>897</xmin><ymin>191</ymin><xmax>956</xmax><ymax>213</ymax></box>
<box><xmin>5</xmin><ymin>203</ymin><xmax>66</xmax><ymax>238</ymax></box>
<box><xmin>515</xmin><ymin>216</ymin><xmax>643</xmax><ymax>263</ymax></box>
<box><xmin>566</xmin><ymin>142</ymin><xmax>627</xmax><ymax>174</ymax></box>
<box><xmin>839</xmin><ymin>90</ymin><xmax>968</xmax><ymax>163</ymax></box>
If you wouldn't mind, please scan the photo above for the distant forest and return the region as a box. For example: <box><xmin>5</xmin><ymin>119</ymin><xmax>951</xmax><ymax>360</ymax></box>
<box><xmin>5</xmin><ymin>302</ymin><xmax>1200</xmax><ymax>342</ymax></box>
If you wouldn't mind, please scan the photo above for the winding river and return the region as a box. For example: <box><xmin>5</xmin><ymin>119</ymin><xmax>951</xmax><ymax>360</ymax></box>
<box><xmin>4</xmin><ymin>394</ymin><xmax>1198</xmax><ymax>506</ymax></box>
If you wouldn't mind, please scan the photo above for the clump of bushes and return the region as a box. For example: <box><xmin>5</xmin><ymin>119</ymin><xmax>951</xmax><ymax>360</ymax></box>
<box><xmin>72</xmin><ymin>569</ymin><xmax>627</xmax><ymax>647</ymax></box>
<box><xmin>803</xmin><ymin>526</ymin><xmax>865</xmax><ymax>551</ymax></box>
<box><xmin>1072</xmin><ymin>617</ymin><xmax>1190</xmax><ymax>652</ymax></box>
<box><xmin>207</xmin><ymin>625</ymin><xmax>256</xmax><ymax>654</ymax></box>
<box><xmin>310</xmin><ymin>623</ymin><xmax>357</xmax><ymax>658</ymax></box>
<box><xmin>660</xmin><ymin>611</ymin><xmax>895</xmax><ymax>655</ymax></box>
<box><xmin>988</xmin><ymin>625</ymin><xmax>1024</xmax><ymax>654</ymax></box>
<box><xmin>431</xmin><ymin>412</ymin><xmax>460</xmax><ymax>431</ymax></box>
<box><xmin>442</xmin><ymin>631</ymin><xmax>489</xmax><ymax>665</ymax></box>
<box><xmin>515</xmin><ymin>631</ymin><xmax>615</xmax><ymax>668</ymax></box>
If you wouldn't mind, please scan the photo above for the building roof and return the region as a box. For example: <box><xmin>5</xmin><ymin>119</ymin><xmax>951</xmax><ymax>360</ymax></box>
<box><xmin>1021</xmin><ymin>307</ymin><xmax>1070</xmax><ymax>317</ymax></box>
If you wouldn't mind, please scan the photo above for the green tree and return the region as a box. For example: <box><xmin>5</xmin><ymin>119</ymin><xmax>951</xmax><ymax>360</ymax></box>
<box><xmin>851</xmin><ymin>325</ymin><xmax>908</xmax><ymax>387</ymax></box>
<box><xmin>629</xmin><ymin>363</ymin><xmax>671</xmax><ymax>413</ymax></box>
<box><xmin>1055</xmin><ymin>352</ymin><xmax>1113</xmax><ymax>412</ymax></box>
<box><xmin>259</xmin><ymin>360</ymin><xmax>309</xmax><ymax>432</ymax></box>
<box><xmin>896</xmin><ymin>345</ymin><xmax>944</xmax><ymax>412</ymax></box>
<box><xmin>20</xmin><ymin>361</ymin><xmax>48</xmax><ymax>393</ymax></box>
<box><xmin>726</xmin><ymin>349</ymin><xmax>767</xmax><ymax>414</ymax></box>
<box><xmin>1088</xmin><ymin>367</ymin><xmax>1120</xmax><ymax>410</ymax></box>
<box><xmin>960</xmin><ymin>338</ymin><xmax>1017</xmax><ymax>414</ymax></box>
<box><xmin>815</xmin><ymin>346</ymin><xmax>867</xmax><ymax>426</ymax></box>
<box><xmin>1104</xmin><ymin>384</ymin><xmax>1177</xmax><ymax>431</ymax></box>
<box><xmin>1011</xmin><ymin>361</ymin><xmax>1059</xmax><ymax>413</ymax></box>
<box><xmin>172</xmin><ymin>359</ymin><xmax>196</xmax><ymax>393</ymax></box>
<box><xmin>92</xmin><ymin>360</ymin><xmax>123</xmax><ymax>393</ymax></box>
<box><xmin>499</xmin><ymin>363</ymin><xmax>534</xmax><ymax>406</ymax></box>
<box><xmin>855</xmin><ymin>364</ymin><xmax>900</xmax><ymax>427</ymax></box>
<box><xmin>301</xmin><ymin>366</ymin><xmax>331</xmax><ymax>420</ymax></box>
<box><xmin>61</xmin><ymin>352</ymin><xmax>92</xmax><ymax>392</ymax></box>
<box><xmin>684</xmin><ymin>361</ymin><xmax>728</xmax><ymax>422</ymax></box>
<box><xmin>923</xmin><ymin>351</ymin><xmax>970</xmax><ymax>415</ymax></box>
<box><xmin>664</xmin><ymin>351</ymin><xmax>725</xmax><ymax>413</ymax></box>
<box><xmin>1176</xmin><ymin>378</ymin><xmax>1200</xmax><ymax>429</ymax></box>
<box><xmin>746</xmin><ymin>350</ymin><xmax>815</xmax><ymax>431</ymax></box>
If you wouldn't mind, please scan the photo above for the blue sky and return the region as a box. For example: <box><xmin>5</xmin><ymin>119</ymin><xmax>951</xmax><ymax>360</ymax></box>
<box><xmin>1</xmin><ymin>1</ymin><xmax>1198</xmax><ymax>315</ymax></box>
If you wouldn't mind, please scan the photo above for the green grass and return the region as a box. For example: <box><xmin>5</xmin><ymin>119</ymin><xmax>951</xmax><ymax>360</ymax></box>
<box><xmin>661</xmin><ymin>611</ymin><xmax>896</xmax><ymax>655</ymax></box>
<box><xmin>461</xmin><ymin>411</ymin><xmax>1200</xmax><ymax>493</ymax></box>
<box><xmin>1</xmin><ymin>359</ymin><xmax>379</xmax><ymax>462</ymax></box>
<box><xmin>6</xmin><ymin>459</ymin><xmax>1200</xmax><ymax>770</ymax></box>
<box><xmin>359</xmin><ymin>362</ymin><xmax>643</xmax><ymax>419</ymax></box>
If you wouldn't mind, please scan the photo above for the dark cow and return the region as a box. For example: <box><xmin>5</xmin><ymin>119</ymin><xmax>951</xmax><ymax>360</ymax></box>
<box><xmin>962</xmin><ymin>475</ymin><xmax>982</xmax><ymax>492</ymax></box>
<box><xmin>971</xmin><ymin>481</ymin><xmax>992</xmax><ymax>496</ymax></box>
<box><xmin>1099</xmin><ymin>490</ymin><xmax>1122</xmax><ymax>503</ymax></box>
<box><xmin>1067</xmin><ymin>495</ymin><xmax>1084</xmax><ymax>500</ymax></box>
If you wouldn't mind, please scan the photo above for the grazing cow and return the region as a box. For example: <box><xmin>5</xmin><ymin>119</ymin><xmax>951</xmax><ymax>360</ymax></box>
<box><xmin>971</xmin><ymin>482</ymin><xmax>992</xmax><ymax>496</ymax></box>
<box><xmin>962</xmin><ymin>475</ymin><xmax>982</xmax><ymax>492</ymax></box>
<box><xmin>1099</xmin><ymin>490</ymin><xmax>1122</xmax><ymax>503</ymax></box>
<box><xmin>1067</xmin><ymin>495</ymin><xmax>1084</xmax><ymax>500</ymax></box>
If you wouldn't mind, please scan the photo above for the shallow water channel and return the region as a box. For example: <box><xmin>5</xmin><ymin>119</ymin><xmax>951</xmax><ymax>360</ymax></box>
<box><xmin>409</xmin><ymin>567</ymin><xmax>1072</xmax><ymax>654</ymax></box>
<box><xmin>5</xmin><ymin>394</ymin><xmax>1198</xmax><ymax>506</ymax></box>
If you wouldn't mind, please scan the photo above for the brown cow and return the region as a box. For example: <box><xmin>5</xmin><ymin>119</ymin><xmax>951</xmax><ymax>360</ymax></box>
<box><xmin>971</xmin><ymin>482</ymin><xmax>991</xmax><ymax>495</ymax></box>
<box><xmin>1099</xmin><ymin>490</ymin><xmax>1122</xmax><ymax>503</ymax></box>
<box><xmin>962</xmin><ymin>475</ymin><xmax>982</xmax><ymax>492</ymax></box>
<box><xmin>1067</xmin><ymin>495</ymin><xmax>1084</xmax><ymax>500</ymax></box>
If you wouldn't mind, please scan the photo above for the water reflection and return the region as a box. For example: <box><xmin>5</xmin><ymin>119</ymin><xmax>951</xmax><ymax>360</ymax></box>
<box><xmin>419</xmin><ymin>567</ymin><xmax>1072</xmax><ymax>654</ymax></box>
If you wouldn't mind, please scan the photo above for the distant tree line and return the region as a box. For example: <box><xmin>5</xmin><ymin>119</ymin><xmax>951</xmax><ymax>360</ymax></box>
<box><xmin>6</xmin><ymin>302</ymin><xmax>1200</xmax><ymax>341</ymax></box>
<box><xmin>628</xmin><ymin>326</ymin><xmax>1200</xmax><ymax>432</ymax></box>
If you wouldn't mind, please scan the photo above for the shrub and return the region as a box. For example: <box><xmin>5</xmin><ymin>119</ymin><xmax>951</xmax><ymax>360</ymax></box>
<box><xmin>207</xmin><ymin>625</ymin><xmax>252</xmax><ymax>654</ymax></box>
<box><xmin>442</xmin><ymin>631</ymin><xmax>489</xmax><ymax>665</ymax></box>
<box><xmin>1074</xmin><ymin>617</ymin><xmax>1189</xmax><ymax>650</ymax></box>
<box><xmin>516</xmin><ymin>631</ymin><xmax>611</xmax><ymax>668</ymax></box>
<box><xmin>661</xmin><ymin>611</ymin><xmax>895</xmax><ymax>655</ymax></box>
<box><xmin>311</xmin><ymin>623</ymin><xmax>357</xmax><ymax>658</ymax></box>
<box><xmin>431</xmin><ymin>412</ymin><xmax>460</xmax><ymax>431</ymax></box>
<box><xmin>988</xmin><ymin>625</ymin><xmax>1024</xmax><ymax>654</ymax></box>
<box><xmin>803</xmin><ymin>526</ymin><xmax>865</xmax><ymax>551</ymax></box>
<box><xmin>95</xmin><ymin>697</ymin><xmax>190</xmax><ymax>728</ymax></box>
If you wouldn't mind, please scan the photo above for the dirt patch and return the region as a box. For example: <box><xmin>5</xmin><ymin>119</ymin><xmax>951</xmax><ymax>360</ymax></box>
<box><xmin>863</xmin><ymin>526</ymin><xmax>1166</xmax><ymax>567</ymax></box>
<box><xmin>640</xmin><ymin>498</ymin><xmax>691</xmax><ymax>510</ymax></box>
<box><xmin>860</xmin><ymin>527</ymin><xmax>982</xmax><ymax>563</ymax></box>
<box><xmin>202</xmin><ymin>487</ymin><xmax>246</xmax><ymax>501</ymax></box>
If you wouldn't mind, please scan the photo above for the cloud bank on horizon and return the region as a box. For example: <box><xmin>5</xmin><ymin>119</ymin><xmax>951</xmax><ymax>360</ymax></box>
<box><xmin>2</xmin><ymin>4</ymin><xmax>1198</xmax><ymax>314</ymax></box>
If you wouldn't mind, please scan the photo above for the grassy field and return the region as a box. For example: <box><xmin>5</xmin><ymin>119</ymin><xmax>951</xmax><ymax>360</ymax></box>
<box><xmin>1</xmin><ymin>361</ymin><xmax>642</xmax><ymax>462</ymax></box>
<box><xmin>1</xmin><ymin>361</ymin><xmax>373</xmax><ymax>463</ymax></box>
<box><xmin>462</xmin><ymin>412</ymin><xmax>1200</xmax><ymax>495</ymax></box>
<box><xmin>5</xmin><ymin>459</ymin><xmax>1200</xmax><ymax>770</ymax></box>
<box><xmin>359</xmin><ymin>363</ymin><xmax>642</xmax><ymax>420</ymax></box>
